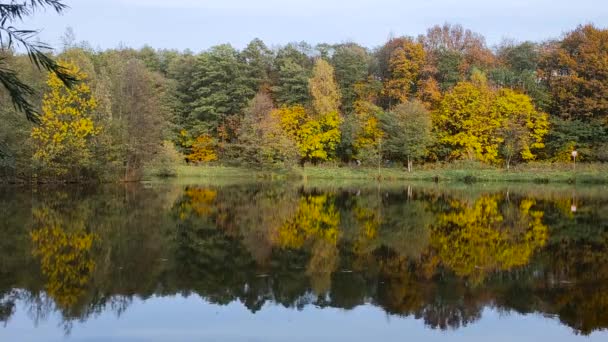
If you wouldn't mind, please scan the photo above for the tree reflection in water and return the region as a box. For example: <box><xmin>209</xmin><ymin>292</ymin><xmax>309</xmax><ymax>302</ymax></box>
<box><xmin>0</xmin><ymin>183</ymin><xmax>607</xmax><ymax>335</ymax></box>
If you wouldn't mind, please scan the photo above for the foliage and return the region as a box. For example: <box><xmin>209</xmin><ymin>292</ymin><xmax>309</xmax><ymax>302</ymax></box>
<box><xmin>434</xmin><ymin>74</ymin><xmax>500</xmax><ymax>163</ymax></box>
<box><xmin>431</xmin><ymin>195</ymin><xmax>548</xmax><ymax>284</ymax></box>
<box><xmin>382</xmin><ymin>37</ymin><xmax>426</xmax><ymax>105</ymax></box>
<box><xmin>274</xmin><ymin>105</ymin><xmax>342</xmax><ymax>163</ymax></box>
<box><xmin>31</xmin><ymin>62</ymin><xmax>101</xmax><ymax>180</ymax></box>
<box><xmin>380</xmin><ymin>100</ymin><xmax>433</xmax><ymax>170</ymax></box>
<box><xmin>539</xmin><ymin>25</ymin><xmax>608</xmax><ymax>122</ymax></box>
<box><xmin>331</xmin><ymin>43</ymin><xmax>370</xmax><ymax>113</ymax></box>
<box><xmin>494</xmin><ymin>89</ymin><xmax>549</xmax><ymax>167</ymax></box>
<box><xmin>309</xmin><ymin>59</ymin><xmax>341</xmax><ymax>116</ymax></box>
<box><xmin>0</xmin><ymin>0</ymin><xmax>78</xmax><ymax>122</ymax></box>
<box><xmin>187</xmin><ymin>134</ymin><xmax>218</xmax><ymax>163</ymax></box>
<box><xmin>2</xmin><ymin>23</ymin><xmax>608</xmax><ymax>181</ymax></box>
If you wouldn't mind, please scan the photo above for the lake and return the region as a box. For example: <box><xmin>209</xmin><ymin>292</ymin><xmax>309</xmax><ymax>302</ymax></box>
<box><xmin>1</xmin><ymin>180</ymin><xmax>608</xmax><ymax>341</ymax></box>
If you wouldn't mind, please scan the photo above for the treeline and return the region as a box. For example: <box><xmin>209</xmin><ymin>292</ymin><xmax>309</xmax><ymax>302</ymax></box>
<box><xmin>1</xmin><ymin>23</ymin><xmax>607</xmax><ymax>181</ymax></box>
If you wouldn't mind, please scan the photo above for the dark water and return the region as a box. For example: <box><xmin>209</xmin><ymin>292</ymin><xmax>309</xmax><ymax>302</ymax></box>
<box><xmin>1</xmin><ymin>181</ymin><xmax>608</xmax><ymax>341</ymax></box>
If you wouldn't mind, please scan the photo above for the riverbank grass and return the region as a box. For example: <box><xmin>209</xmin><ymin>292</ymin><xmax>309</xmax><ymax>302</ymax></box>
<box><xmin>149</xmin><ymin>162</ymin><xmax>608</xmax><ymax>184</ymax></box>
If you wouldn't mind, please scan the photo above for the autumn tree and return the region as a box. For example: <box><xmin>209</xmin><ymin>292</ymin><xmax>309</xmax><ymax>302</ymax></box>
<box><xmin>31</xmin><ymin>62</ymin><xmax>101</xmax><ymax>180</ymax></box>
<box><xmin>419</xmin><ymin>23</ymin><xmax>496</xmax><ymax>75</ymax></box>
<box><xmin>187</xmin><ymin>134</ymin><xmax>218</xmax><ymax>163</ymax></box>
<box><xmin>380</xmin><ymin>100</ymin><xmax>433</xmax><ymax>171</ymax></box>
<box><xmin>434</xmin><ymin>72</ymin><xmax>500</xmax><ymax>162</ymax></box>
<box><xmin>381</xmin><ymin>37</ymin><xmax>426</xmax><ymax>107</ymax></box>
<box><xmin>309</xmin><ymin>59</ymin><xmax>341</xmax><ymax>116</ymax></box>
<box><xmin>238</xmin><ymin>91</ymin><xmax>298</xmax><ymax>166</ymax></box>
<box><xmin>274</xmin><ymin>105</ymin><xmax>341</xmax><ymax>163</ymax></box>
<box><xmin>539</xmin><ymin>25</ymin><xmax>608</xmax><ymax>122</ymax></box>
<box><xmin>494</xmin><ymin>89</ymin><xmax>549</xmax><ymax>169</ymax></box>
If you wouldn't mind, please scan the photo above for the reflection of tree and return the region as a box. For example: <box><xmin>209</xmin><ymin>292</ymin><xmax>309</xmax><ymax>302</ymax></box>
<box><xmin>178</xmin><ymin>187</ymin><xmax>217</xmax><ymax>218</ymax></box>
<box><xmin>2</xmin><ymin>184</ymin><xmax>608</xmax><ymax>336</ymax></box>
<box><xmin>307</xmin><ymin>239</ymin><xmax>339</xmax><ymax>295</ymax></box>
<box><xmin>273</xmin><ymin>193</ymin><xmax>340</xmax><ymax>295</ymax></box>
<box><xmin>274</xmin><ymin>194</ymin><xmax>340</xmax><ymax>249</ymax></box>
<box><xmin>30</xmin><ymin>206</ymin><xmax>97</xmax><ymax>311</ymax></box>
<box><xmin>431</xmin><ymin>195</ymin><xmax>548</xmax><ymax>284</ymax></box>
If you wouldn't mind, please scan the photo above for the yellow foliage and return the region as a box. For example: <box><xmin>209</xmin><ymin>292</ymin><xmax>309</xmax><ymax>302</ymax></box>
<box><xmin>435</xmin><ymin>79</ymin><xmax>549</xmax><ymax>165</ymax></box>
<box><xmin>273</xmin><ymin>105</ymin><xmax>342</xmax><ymax>162</ymax></box>
<box><xmin>309</xmin><ymin>59</ymin><xmax>341</xmax><ymax>116</ymax></box>
<box><xmin>178</xmin><ymin>187</ymin><xmax>218</xmax><ymax>219</ymax></box>
<box><xmin>435</xmin><ymin>80</ymin><xmax>501</xmax><ymax>163</ymax></box>
<box><xmin>353</xmin><ymin>100</ymin><xmax>383</xmax><ymax>151</ymax></box>
<box><xmin>31</xmin><ymin>61</ymin><xmax>101</xmax><ymax>177</ymax></box>
<box><xmin>494</xmin><ymin>89</ymin><xmax>549</xmax><ymax>161</ymax></box>
<box><xmin>30</xmin><ymin>206</ymin><xmax>97</xmax><ymax>309</ymax></box>
<box><xmin>187</xmin><ymin>134</ymin><xmax>218</xmax><ymax>163</ymax></box>
<box><xmin>431</xmin><ymin>195</ymin><xmax>548</xmax><ymax>284</ymax></box>
<box><xmin>383</xmin><ymin>39</ymin><xmax>426</xmax><ymax>104</ymax></box>
<box><xmin>274</xmin><ymin>194</ymin><xmax>340</xmax><ymax>249</ymax></box>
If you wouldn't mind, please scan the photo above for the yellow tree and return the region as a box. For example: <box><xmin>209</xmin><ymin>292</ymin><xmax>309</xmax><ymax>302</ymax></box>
<box><xmin>31</xmin><ymin>61</ymin><xmax>100</xmax><ymax>179</ymax></box>
<box><xmin>309</xmin><ymin>59</ymin><xmax>341</xmax><ymax>116</ymax></box>
<box><xmin>352</xmin><ymin>79</ymin><xmax>384</xmax><ymax>162</ymax></box>
<box><xmin>383</xmin><ymin>38</ymin><xmax>426</xmax><ymax>106</ymax></box>
<box><xmin>494</xmin><ymin>89</ymin><xmax>549</xmax><ymax>169</ymax></box>
<box><xmin>187</xmin><ymin>134</ymin><xmax>218</xmax><ymax>163</ymax></box>
<box><xmin>434</xmin><ymin>72</ymin><xmax>501</xmax><ymax>163</ymax></box>
<box><xmin>274</xmin><ymin>105</ymin><xmax>341</xmax><ymax>163</ymax></box>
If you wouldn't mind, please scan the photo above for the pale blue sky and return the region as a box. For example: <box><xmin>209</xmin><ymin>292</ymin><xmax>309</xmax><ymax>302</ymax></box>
<box><xmin>24</xmin><ymin>0</ymin><xmax>608</xmax><ymax>51</ymax></box>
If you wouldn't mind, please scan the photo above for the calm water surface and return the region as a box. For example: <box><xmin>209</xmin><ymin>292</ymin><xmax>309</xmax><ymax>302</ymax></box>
<box><xmin>1</xmin><ymin>181</ymin><xmax>608</xmax><ymax>341</ymax></box>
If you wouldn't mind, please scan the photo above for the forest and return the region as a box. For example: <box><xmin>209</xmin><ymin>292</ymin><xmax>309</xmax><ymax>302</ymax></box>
<box><xmin>1</xmin><ymin>21</ymin><xmax>608</xmax><ymax>182</ymax></box>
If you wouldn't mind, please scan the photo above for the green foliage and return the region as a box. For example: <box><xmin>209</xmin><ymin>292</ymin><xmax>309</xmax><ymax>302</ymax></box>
<box><xmin>380</xmin><ymin>100</ymin><xmax>433</xmax><ymax>169</ymax></box>
<box><xmin>192</xmin><ymin>44</ymin><xmax>257</xmax><ymax>128</ymax></box>
<box><xmin>2</xmin><ymin>23</ymin><xmax>608</xmax><ymax>182</ymax></box>
<box><xmin>331</xmin><ymin>44</ymin><xmax>371</xmax><ymax>113</ymax></box>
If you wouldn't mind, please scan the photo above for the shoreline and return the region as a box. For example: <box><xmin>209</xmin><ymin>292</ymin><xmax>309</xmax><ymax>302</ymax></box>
<box><xmin>154</xmin><ymin>163</ymin><xmax>608</xmax><ymax>185</ymax></box>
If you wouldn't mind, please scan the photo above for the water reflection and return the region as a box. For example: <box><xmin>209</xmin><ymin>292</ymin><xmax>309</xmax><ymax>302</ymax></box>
<box><xmin>1</xmin><ymin>182</ymin><xmax>608</xmax><ymax>337</ymax></box>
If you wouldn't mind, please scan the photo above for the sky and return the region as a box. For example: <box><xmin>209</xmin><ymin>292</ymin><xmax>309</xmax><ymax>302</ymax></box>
<box><xmin>22</xmin><ymin>0</ymin><xmax>608</xmax><ymax>52</ymax></box>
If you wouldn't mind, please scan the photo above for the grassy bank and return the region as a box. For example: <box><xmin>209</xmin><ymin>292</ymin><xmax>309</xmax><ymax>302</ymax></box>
<box><xmin>148</xmin><ymin>162</ymin><xmax>608</xmax><ymax>184</ymax></box>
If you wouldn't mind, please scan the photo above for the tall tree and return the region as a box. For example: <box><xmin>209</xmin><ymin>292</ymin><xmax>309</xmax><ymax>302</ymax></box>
<box><xmin>192</xmin><ymin>44</ymin><xmax>256</xmax><ymax>129</ymax></box>
<box><xmin>433</xmin><ymin>72</ymin><xmax>500</xmax><ymax>163</ymax></box>
<box><xmin>309</xmin><ymin>59</ymin><xmax>341</xmax><ymax>116</ymax></box>
<box><xmin>114</xmin><ymin>59</ymin><xmax>169</xmax><ymax>180</ymax></box>
<box><xmin>331</xmin><ymin>43</ymin><xmax>370</xmax><ymax>114</ymax></box>
<box><xmin>380</xmin><ymin>37</ymin><xmax>425</xmax><ymax>107</ymax></box>
<box><xmin>272</xmin><ymin>43</ymin><xmax>313</xmax><ymax>106</ymax></box>
<box><xmin>31</xmin><ymin>61</ymin><xmax>100</xmax><ymax>180</ymax></box>
<box><xmin>490</xmin><ymin>41</ymin><xmax>549</xmax><ymax>109</ymax></box>
<box><xmin>242</xmin><ymin>38</ymin><xmax>274</xmax><ymax>92</ymax></box>
<box><xmin>494</xmin><ymin>89</ymin><xmax>549</xmax><ymax>169</ymax></box>
<box><xmin>539</xmin><ymin>25</ymin><xmax>608</xmax><ymax>122</ymax></box>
